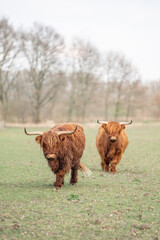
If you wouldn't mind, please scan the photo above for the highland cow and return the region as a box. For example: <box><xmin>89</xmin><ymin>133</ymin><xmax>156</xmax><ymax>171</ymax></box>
<box><xmin>96</xmin><ymin>120</ymin><xmax>132</xmax><ymax>173</ymax></box>
<box><xmin>24</xmin><ymin>123</ymin><xmax>91</xmax><ymax>189</ymax></box>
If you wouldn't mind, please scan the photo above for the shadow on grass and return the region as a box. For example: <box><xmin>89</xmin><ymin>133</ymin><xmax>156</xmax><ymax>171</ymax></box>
<box><xmin>0</xmin><ymin>179</ymin><xmax>90</xmax><ymax>190</ymax></box>
<box><xmin>90</xmin><ymin>166</ymin><xmax>144</xmax><ymax>176</ymax></box>
<box><xmin>0</xmin><ymin>180</ymin><xmax>54</xmax><ymax>190</ymax></box>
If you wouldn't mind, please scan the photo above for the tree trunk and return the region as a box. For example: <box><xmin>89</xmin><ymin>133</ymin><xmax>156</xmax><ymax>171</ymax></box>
<box><xmin>125</xmin><ymin>99</ymin><xmax>132</xmax><ymax>121</ymax></box>
<box><xmin>104</xmin><ymin>92</ymin><xmax>109</xmax><ymax>120</ymax></box>
<box><xmin>114</xmin><ymin>82</ymin><xmax>123</xmax><ymax>120</ymax></box>
<box><xmin>114</xmin><ymin>100</ymin><xmax>120</xmax><ymax>120</ymax></box>
<box><xmin>34</xmin><ymin>104</ymin><xmax>41</xmax><ymax>123</ymax></box>
<box><xmin>68</xmin><ymin>86</ymin><xmax>76</xmax><ymax>122</ymax></box>
<box><xmin>1</xmin><ymin>93</ymin><xmax>8</xmax><ymax>123</ymax></box>
<box><xmin>81</xmin><ymin>104</ymin><xmax>86</xmax><ymax>123</ymax></box>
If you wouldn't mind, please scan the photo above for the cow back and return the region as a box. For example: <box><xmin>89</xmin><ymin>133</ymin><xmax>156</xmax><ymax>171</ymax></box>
<box><xmin>52</xmin><ymin>123</ymin><xmax>85</xmax><ymax>160</ymax></box>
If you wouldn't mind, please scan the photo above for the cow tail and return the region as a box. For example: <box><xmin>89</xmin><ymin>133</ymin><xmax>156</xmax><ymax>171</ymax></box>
<box><xmin>78</xmin><ymin>162</ymin><xmax>92</xmax><ymax>177</ymax></box>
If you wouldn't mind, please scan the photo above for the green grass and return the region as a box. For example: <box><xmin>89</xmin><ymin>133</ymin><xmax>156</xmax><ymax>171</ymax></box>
<box><xmin>0</xmin><ymin>124</ymin><xmax>160</xmax><ymax>240</ymax></box>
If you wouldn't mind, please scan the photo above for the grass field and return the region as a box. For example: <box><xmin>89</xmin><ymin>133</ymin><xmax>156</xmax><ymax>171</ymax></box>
<box><xmin>0</xmin><ymin>123</ymin><xmax>160</xmax><ymax>240</ymax></box>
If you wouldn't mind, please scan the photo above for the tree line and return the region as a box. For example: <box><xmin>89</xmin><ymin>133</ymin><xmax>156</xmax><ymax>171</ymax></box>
<box><xmin>0</xmin><ymin>18</ymin><xmax>159</xmax><ymax>123</ymax></box>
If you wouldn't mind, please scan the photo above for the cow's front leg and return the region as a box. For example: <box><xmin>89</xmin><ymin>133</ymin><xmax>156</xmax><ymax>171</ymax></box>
<box><xmin>54</xmin><ymin>170</ymin><xmax>65</xmax><ymax>189</ymax></box>
<box><xmin>70</xmin><ymin>167</ymin><xmax>78</xmax><ymax>185</ymax></box>
<box><xmin>110</xmin><ymin>153</ymin><xmax>122</xmax><ymax>173</ymax></box>
<box><xmin>100</xmin><ymin>155</ymin><xmax>106</xmax><ymax>171</ymax></box>
<box><xmin>110</xmin><ymin>161</ymin><xmax>117</xmax><ymax>173</ymax></box>
<box><xmin>101</xmin><ymin>161</ymin><xmax>105</xmax><ymax>171</ymax></box>
<box><xmin>110</xmin><ymin>158</ymin><xmax>120</xmax><ymax>173</ymax></box>
<box><xmin>104</xmin><ymin>164</ymin><xmax>110</xmax><ymax>172</ymax></box>
<box><xmin>104</xmin><ymin>159</ymin><xmax>110</xmax><ymax>172</ymax></box>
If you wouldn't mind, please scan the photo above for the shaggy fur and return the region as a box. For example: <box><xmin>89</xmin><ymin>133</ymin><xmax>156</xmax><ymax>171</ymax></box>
<box><xmin>96</xmin><ymin>121</ymin><xmax>129</xmax><ymax>173</ymax></box>
<box><xmin>35</xmin><ymin>123</ymin><xmax>89</xmax><ymax>189</ymax></box>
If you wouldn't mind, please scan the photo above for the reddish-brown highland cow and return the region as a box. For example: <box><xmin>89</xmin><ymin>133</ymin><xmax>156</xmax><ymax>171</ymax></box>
<box><xmin>96</xmin><ymin>120</ymin><xmax>132</xmax><ymax>173</ymax></box>
<box><xmin>24</xmin><ymin>123</ymin><xmax>92</xmax><ymax>189</ymax></box>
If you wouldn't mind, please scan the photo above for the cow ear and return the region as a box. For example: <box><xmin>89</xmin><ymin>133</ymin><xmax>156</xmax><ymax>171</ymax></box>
<box><xmin>102</xmin><ymin>124</ymin><xmax>107</xmax><ymax>130</ymax></box>
<box><xmin>35</xmin><ymin>135</ymin><xmax>42</xmax><ymax>144</ymax></box>
<box><xmin>59</xmin><ymin>136</ymin><xmax>65</xmax><ymax>142</ymax></box>
<box><xmin>121</xmin><ymin>124</ymin><xmax>125</xmax><ymax>130</ymax></box>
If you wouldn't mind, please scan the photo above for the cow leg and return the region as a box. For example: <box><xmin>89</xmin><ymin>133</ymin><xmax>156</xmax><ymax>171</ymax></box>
<box><xmin>101</xmin><ymin>161</ymin><xmax>105</xmax><ymax>171</ymax></box>
<box><xmin>110</xmin><ymin>155</ymin><xmax>122</xmax><ymax>173</ymax></box>
<box><xmin>54</xmin><ymin>170</ymin><xmax>65</xmax><ymax>189</ymax></box>
<box><xmin>104</xmin><ymin>164</ymin><xmax>110</xmax><ymax>172</ymax></box>
<box><xmin>100</xmin><ymin>156</ymin><xmax>106</xmax><ymax>171</ymax></box>
<box><xmin>104</xmin><ymin>159</ymin><xmax>110</xmax><ymax>172</ymax></box>
<box><xmin>110</xmin><ymin>160</ymin><xmax>118</xmax><ymax>173</ymax></box>
<box><xmin>70</xmin><ymin>166</ymin><xmax>78</xmax><ymax>185</ymax></box>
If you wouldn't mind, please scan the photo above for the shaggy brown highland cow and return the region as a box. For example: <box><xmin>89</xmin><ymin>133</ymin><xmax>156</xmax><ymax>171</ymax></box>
<box><xmin>24</xmin><ymin>123</ymin><xmax>91</xmax><ymax>189</ymax></box>
<box><xmin>96</xmin><ymin>120</ymin><xmax>132</xmax><ymax>173</ymax></box>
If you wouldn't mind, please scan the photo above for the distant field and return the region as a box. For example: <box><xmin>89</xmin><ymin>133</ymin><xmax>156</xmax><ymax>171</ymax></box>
<box><xmin>0</xmin><ymin>124</ymin><xmax>160</xmax><ymax>240</ymax></box>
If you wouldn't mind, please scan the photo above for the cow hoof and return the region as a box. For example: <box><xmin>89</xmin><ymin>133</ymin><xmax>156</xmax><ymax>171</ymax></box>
<box><xmin>70</xmin><ymin>183</ymin><xmax>76</xmax><ymax>185</ymax></box>
<box><xmin>53</xmin><ymin>185</ymin><xmax>61</xmax><ymax>190</ymax></box>
<box><xmin>70</xmin><ymin>182</ymin><xmax>77</xmax><ymax>185</ymax></box>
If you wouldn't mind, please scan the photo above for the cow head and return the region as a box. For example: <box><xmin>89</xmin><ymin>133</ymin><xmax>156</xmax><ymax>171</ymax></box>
<box><xmin>24</xmin><ymin>126</ymin><xmax>78</xmax><ymax>161</ymax></box>
<box><xmin>97</xmin><ymin>120</ymin><xmax>132</xmax><ymax>143</ymax></box>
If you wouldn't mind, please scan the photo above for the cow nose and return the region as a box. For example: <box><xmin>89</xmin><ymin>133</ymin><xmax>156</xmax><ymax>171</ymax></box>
<box><xmin>46</xmin><ymin>154</ymin><xmax>56</xmax><ymax>160</ymax></box>
<box><xmin>109</xmin><ymin>136</ymin><xmax>117</xmax><ymax>142</ymax></box>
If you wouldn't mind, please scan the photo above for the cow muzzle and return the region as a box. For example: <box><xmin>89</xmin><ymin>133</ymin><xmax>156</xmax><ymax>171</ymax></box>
<box><xmin>109</xmin><ymin>136</ymin><xmax>117</xmax><ymax>142</ymax></box>
<box><xmin>46</xmin><ymin>154</ymin><xmax>57</xmax><ymax>161</ymax></box>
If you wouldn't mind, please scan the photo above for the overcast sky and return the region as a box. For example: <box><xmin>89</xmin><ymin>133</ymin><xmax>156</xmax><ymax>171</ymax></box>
<box><xmin>0</xmin><ymin>0</ymin><xmax>160</xmax><ymax>81</ymax></box>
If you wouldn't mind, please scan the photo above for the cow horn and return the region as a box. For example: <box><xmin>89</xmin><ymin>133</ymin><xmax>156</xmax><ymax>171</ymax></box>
<box><xmin>120</xmin><ymin>120</ymin><xmax>132</xmax><ymax>125</ymax></box>
<box><xmin>24</xmin><ymin>128</ymin><xmax>44</xmax><ymax>136</ymax></box>
<box><xmin>57</xmin><ymin>125</ymin><xmax>78</xmax><ymax>136</ymax></box>
<box><xmin>97</xmin><ymin>120</ymin><xmax>132</xmax><ymax>125</ymax></box>
<box><xmin>97</xmin><ymin>120</ymin><xmax>108</xmax><ymax>124</ymax></box>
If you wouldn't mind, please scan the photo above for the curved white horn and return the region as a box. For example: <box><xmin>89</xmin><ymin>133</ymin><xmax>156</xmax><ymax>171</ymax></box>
<box><xmin>57</xmin><ymin>125</ymin><xmax>78</xmax><ymax>136</ymax></box>
<box><xmin>120</xmin><ymin>120</ymin><xmax>132</xmax><ymax>125</ymax></box>
<box><xmin>97</xmin><ymin>120</ymin><xmax>132</xmax><ymax>125</ymax></box>
<box><xmin>24</xmin><ymin>128</ymin><xmax>44</xmax><ymax>136</ymax></box>
<box><xmin>97</xmin><ymin>120</ymin><xmax>109</xmax><ymax>124</ymax></box>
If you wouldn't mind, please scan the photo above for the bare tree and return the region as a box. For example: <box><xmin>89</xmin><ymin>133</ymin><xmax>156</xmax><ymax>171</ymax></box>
<box><xmin>10</xmin><ymin>70</ymin><xmax>32</xmax><ymax>123</ymax></box>
<box><xmin>21</xmin><ymin>23</ymin><xmax>64</xmax><ymax>123</ymax></box>
<box><xmin>103</xmin><ymin>53</ymin><xmax>117</xmax><ymax>119</ymax></box>
<box><xmin>68</xmin><ymin>39</ymin><xmax>101</xmax><ymax>122</ymax></box>
<box><xmin>103</xmin><ymin>52</ymin><xmax>141</xmax><ymax>120</ymax></box>
<box><xmin>0</xmin><ymin>18</ymin><xmax>19</xmax><ymax>122</ymax></box>
<box><xmin>150</xmin><ymin>80</ymin><xmax>160</xmax><ymax>118</ymax></box>
<box><xmin>0</xmin><ymin>18</ymin><xmax>157</xmax><ymax>123</ymax></box>
<box><xmin>124</xmin><ymin>79</ymin><xmax>147</xmax><ymax>120</ymax></box>
<box><xmin>67</xmin><ymin>71</ymin><xmax>77</xmax><ymax>121</ymax></box>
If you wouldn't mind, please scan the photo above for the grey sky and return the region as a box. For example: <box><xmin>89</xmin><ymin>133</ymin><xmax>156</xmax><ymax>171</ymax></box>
<box><xmin>0</xmin><ymin>0</ymin><xmax>160</xmax><ymax>81</ymax></box>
